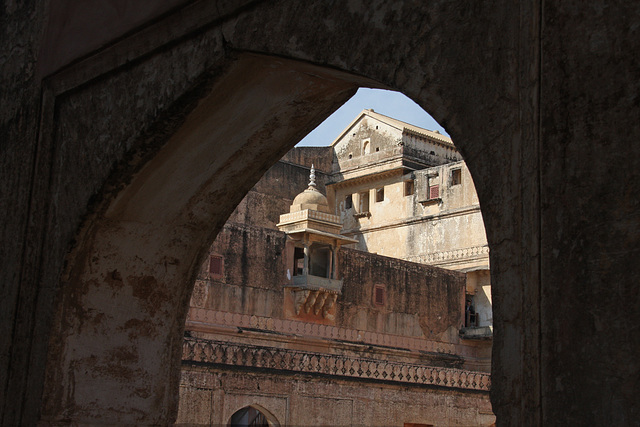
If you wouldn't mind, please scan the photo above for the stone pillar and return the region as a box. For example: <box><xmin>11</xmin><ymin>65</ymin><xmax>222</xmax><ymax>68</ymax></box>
<box><xmin>303</xmin><ymin>243</ymin><xmax>310</xmax><ymax>275</ymax></box>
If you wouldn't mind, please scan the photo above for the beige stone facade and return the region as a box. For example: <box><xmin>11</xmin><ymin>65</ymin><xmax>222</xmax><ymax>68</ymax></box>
<box><xmin>328</xmin><ymin>110</ymin><xmax>492</xmax><ymax>332</ymax></box>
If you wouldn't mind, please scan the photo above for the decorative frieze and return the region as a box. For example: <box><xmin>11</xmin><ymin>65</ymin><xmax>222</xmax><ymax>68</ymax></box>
<box><xmin>412</xmin><ymin>245</ymin><xmax>490</xmax><ymax>264</ymax></box>
<box><xmin>182</xmin><ymin>338</ymin><xmax>490</xmax><ymax>392</ymax></box>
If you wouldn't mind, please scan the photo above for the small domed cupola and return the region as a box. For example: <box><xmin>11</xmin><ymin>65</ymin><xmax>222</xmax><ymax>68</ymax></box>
<box><xmin>277</xmin><ymin>165</ymin><xmax>357</xmax><ymax>320</ymax></box>
<box><xmin>290</xmin><ymin>165</ymin><xmax>331</xmax><ymax>214</ymax></box>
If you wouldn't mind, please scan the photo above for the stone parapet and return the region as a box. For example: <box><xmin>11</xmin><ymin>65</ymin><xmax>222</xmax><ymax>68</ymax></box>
<box><xmin>409</xmin><ymin>245</ymin><xmax>490</xmax><ymax>265</ymax></box>
<box><xmin>182</xmin><ymin>337</ymin><xmax>491</xmax><ymax>392</ymax></box>
<box><xmin>278</xmin><ymin>209</ymin><xmax>341</xmax><ymax>227</ymax></box>
<box><xmin>291</xmin><ymin>275</ymin><xmax>342</xmax><ymax>293</ymax></box>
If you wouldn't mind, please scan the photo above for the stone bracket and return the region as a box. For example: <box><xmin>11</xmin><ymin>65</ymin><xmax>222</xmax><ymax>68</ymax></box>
<box><xmin>292</xmin><ymin>289</ymin><xmax>338</xmax><ymax>318</ymax></box>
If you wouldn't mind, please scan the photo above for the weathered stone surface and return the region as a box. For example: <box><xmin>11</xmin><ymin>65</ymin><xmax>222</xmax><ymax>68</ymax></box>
<box><xmin>1</xmin><ymin>0</ymin><xmax>638</xmax><ymax>425</ymax></box>
<box><xmin>539</xmin><ymin>3</ymin><xmax>640</xmax><ymax>424</ymax></box>
<box><xmin>193</xmin><ymin>220</ymin><xmax>468</xmax><ymax>349</ymax></box>
<box><xmin>177</xmin><ymin>366</ymin><xmax>494</xmax><ymax>426</ymax></box>
<box><xmin>339</xmin><ymin>248</ymin><xmax>465</xmax><ymax>343</ymax></box>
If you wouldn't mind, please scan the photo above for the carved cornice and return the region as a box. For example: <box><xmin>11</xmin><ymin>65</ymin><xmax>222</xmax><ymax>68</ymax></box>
<box><xmin>327</xmin><ymin>166</ymin><xmax>403</xmax><ymax>189</ymax></box>
<box><xmin>403</xmin><ymin>127</ymin><xmax>457</xmax><ymax>149</ymax></box>
<box><xmin>408</xmin><ymin>245</ymin><xmax>490</xmax><ymax>264</ymax></box>
<box><xmin>182</xmin><ymin>338</ymin><xmax>491</xmax><ymax>392</ymax></box>
<box><xmin>342</xmin><ymin>205</ymin><xmax>483</xmax><ymax>235</ymax></box>
<box><xmin>278</xmin><ymin>209</ymin><xmax>341</xmax><ymax>227</ymax></box>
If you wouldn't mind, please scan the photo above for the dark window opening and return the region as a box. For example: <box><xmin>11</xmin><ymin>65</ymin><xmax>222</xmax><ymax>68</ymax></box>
<box><xmin>404</xmin><ymin>180</ymin><xmax>415</xmax><ymax>196</ymax></box>
<box><xmin>293</xmin><ymin>247</ymin><xmax>304</xmax><ymax>276</ymax></box>
<box><xmin>376</xmin><ymin>187</ymin><xmax>384</xmax><ymax>202</ymax></box>
<box><xmin>230</xmin><ymin>406</ymin><xmax>270</xmax><ymax>427</ymax></box>
<box><xmin>309</xmin><ymin>244</ymin><xmax>332</xmax><ymax>278</ymax></box>
<box><xmin>375</xmin><ymin>147</ymin><xmax>379</xmax><ymax>152</ymax></box>
<box><xmin>451</xmin><ymin>168</ymin><xmax>462</xmax><ymax>185</ymax></box>
<box><xmin>465</xmin><ymin>298</ymin><xmax>478</xmax><ymax>327</ymax></box>
<box><xmin>345</xmin><ymin>194</ymin><xmax>353</xmax><ymax>209</ymax></box>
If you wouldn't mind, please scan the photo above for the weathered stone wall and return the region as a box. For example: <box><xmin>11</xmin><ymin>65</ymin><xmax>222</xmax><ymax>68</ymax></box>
<box><xmin>192</xmin><ymin>224</ymin><xmax>287</xmax><ymax>317</ymax></box>
<box><xmin>339</xmin><ymin>248</ymin><xmax>465</xmax><ymax>342</ymax></box>
<box><xmin>537</xmin><ymin>4</ymin><xmax>640</xmax><ymax>422</ymax></box>
<box><xmin>227</xmin><ymin>159</ymin><xmax>328</xmax><ymax>229</ymax></box>
<box><xmin>331</xmin><ymin>114</ymin><xmax>403</xmax><ymax>170</ymax></box>
<box><xmin>280</xmin><ymin>146</ymin><xmax>334</xmax><ymax>173</ymax></box>
<box><xmin>183</xmin><ymin>217</ymin><xmax>489</xmax><ymax>426</ymax></box>
<box><xmin>192</xmin><ymin>225</ymin><xmax>466</xmax><ymax>344</ymax></box>
<box><xmin>177</xmin><ymin>364</ymin><xmax>494</xmax><ymax>426</ymax></box>
<box><xmin>0</xmin><ymin>3</ymin><xmax>49</xmax><ymax>424</ymax></box>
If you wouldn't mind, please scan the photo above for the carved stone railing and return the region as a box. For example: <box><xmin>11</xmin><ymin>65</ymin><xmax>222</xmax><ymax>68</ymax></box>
<box><xmin>409</xmin><ymin>245</ymin><xmax>490</xmax><ymax>264</ymax></box>
<box><xmin>182</xmin><ymin>338</ymin><xmax>491</xmax><ymax>392</ymax></box>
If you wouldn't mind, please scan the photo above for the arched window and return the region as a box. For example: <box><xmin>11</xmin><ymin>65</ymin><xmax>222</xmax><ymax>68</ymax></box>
<box><xmin>363</xmin><ymin>140</ymin><xmax>370</xmax><ymax>155</ymax></box>
<box><xmin>229</xmin><ymin>404</ymin><xmax>280</xmax><ymax>427</ymax></box>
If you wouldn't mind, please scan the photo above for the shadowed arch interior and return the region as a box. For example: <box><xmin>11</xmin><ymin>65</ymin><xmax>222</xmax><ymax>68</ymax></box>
<box><xmin>42</xmin><ymin>54</ymin><xmax>384</xmax><ymax>423</ymax></box>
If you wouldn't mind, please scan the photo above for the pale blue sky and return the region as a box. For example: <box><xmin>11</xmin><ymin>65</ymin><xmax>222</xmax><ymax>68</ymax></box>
<box><xmin>296</xmin><ymin>88</ymin><xmax>449</xmax><ymax>147</ymax></box>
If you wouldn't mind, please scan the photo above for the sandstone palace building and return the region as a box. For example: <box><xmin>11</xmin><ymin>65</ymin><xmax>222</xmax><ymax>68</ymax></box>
<box><xmin>177</xmin><ymin>111</ymin><xmax>494</xmax><ymax>426</ymax></box>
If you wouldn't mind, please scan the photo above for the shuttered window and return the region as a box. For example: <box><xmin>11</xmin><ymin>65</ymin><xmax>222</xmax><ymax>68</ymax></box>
<box><xmin>209</xmin><ymin>255</ymin><xmax>223</xmax><ymax>278</ymax></box>
<box><xmin>429</xmin><ymin>184</ymin><xmax>440</xmax><ymax>200</ymax></box>
<box><xmin>373</xmin><ymin>284</ymin><xmax>386</xmax><ymax>306</ymax></box>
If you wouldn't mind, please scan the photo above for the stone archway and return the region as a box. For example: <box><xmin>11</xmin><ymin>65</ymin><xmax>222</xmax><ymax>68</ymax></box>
<box><xmin>40</xmin><ymin>53</ymin><xmax>378</xmax><ymax>424</ymax></box>
<box><xmin>228</xmin><ymin>404</ymin><xmax>280</xmax><ymax>427</ymax></box>
<box><xmin>4</xmin><ymin>1</ymin><xmax>638</xmax><ymax>426</ymax></box>
<box><xmin>13</xmin><ymin>3</ymin><xmax>537</xmax><ymax>425</ymax></box>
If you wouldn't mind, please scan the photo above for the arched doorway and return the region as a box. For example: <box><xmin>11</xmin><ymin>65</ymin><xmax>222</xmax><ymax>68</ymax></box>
<box><xmin>229</xmin><ymin>405</ymin><xmax>280</xmax><ymax>427</ymax></box>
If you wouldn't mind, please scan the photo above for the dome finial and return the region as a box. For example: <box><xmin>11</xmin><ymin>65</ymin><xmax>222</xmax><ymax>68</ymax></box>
<box><xmin>309</xmin><ymin>164</ymin><xmax>316</xmax><ymax>188</ymax></box>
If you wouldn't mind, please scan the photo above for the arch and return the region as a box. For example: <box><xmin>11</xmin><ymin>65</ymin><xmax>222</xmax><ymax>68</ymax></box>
<box><xmin>41</xmin><ymin>53</ymin><xmax>374</xmax><ymax>424</ymax></box>
<box><xmin>36</xmin><ymin>2</ymin><xmax>529</xmax><ymax>422</ymax></box>
<box><xmin>228</xmin><ymin>404</ymin><xmax>281</xmax><ymax>427</ymax></box>
<box><xmin>13</xmin><ymin>1</ymin><xmax>635</xmax><ymax>426</ymax></box>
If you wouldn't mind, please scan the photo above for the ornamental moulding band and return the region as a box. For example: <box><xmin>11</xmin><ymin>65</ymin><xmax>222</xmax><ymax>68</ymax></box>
<box><xmin>183</xmin><ymin>338</ymin><xmax>491</xmax><ymax>392</ymax></box>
